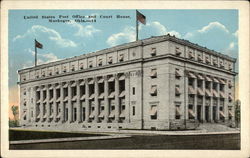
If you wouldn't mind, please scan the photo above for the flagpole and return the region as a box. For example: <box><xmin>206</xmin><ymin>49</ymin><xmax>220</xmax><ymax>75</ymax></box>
<box><xmin>35</xmin><ymin>39</ymin><xmax>37</xmax><ymax>66</ymax></box>
<box><xmin>136</xmin><ymin>10</ymin><xmax>138</xmax><ymax>41</ymax></box>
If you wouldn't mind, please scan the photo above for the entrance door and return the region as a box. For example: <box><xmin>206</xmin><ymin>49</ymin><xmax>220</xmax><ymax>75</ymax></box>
<box><xmin>197</xmin><ymin>105</ymin><xmax>202</xmax><ymax>122</ymax></box>
<box><xmin>205</xmin><ymin>106</ymin><xmax>209</xmax><ymax>122</ymax></box>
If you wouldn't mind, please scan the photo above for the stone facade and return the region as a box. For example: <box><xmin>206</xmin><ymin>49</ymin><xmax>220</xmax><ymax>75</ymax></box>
<box><xmin>18</xmin><ymin>35</ymin><xmax>237</xmax><ymax>131</ymax></box>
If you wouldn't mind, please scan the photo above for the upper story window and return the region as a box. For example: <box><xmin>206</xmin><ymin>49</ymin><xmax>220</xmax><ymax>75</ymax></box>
<box><xmin>36</xmin><ymin>72</ymin><xmax>39</xmax><ymax>78</ymax></box>
<box><xmin>48</xmin><ymin>69</ymin><xmax>52</xmax><ymax>76</ymax></box>
<box><xmin>175</xmin><ymin>68</ymin><xmax>181</xmax><ymax>79</ymax></box>
<box><xmin>63</xmin><ymin>66</ymin><xmax>67</xmax><ymax>73</ymax></box>
<box><xmin>188</xmin><ymin>51</ymin><xmax>194</xmax><ymax>59</ymax></box>
<box><xmin>150</xmin><ymin>85</ymin><xmax>157</xmax><ymax>96</ymax></box>
<box><xmin>98</xmin><ymin>59</ymin><xmax>103</xmax><ymax>66</ymax></box>
<box><xmin>228</xmin><ymin>80</ymin><xmax>233</xmax><ymax>89</ymax></box>
<box><xmin>205</xmin><ymin>56</ymin><xmax>210</xmax><ymax>64</ymax></box>
<box><xmin>108</xmin><ymin>56</ymin><xmax>113</xmax><ymax>64</ymax></box>
<box><xmin>150</xmin><ymin>68</ymin><xmax>157</xmax><ymax>78</ymax></box>
<box><xmin>119</xmin><ymin>54</ymin><xmax>124</xmax><ymax>62</ymax></box>
<box><xmin>79</xmin><ymin>62</ymin><xmax>84</xmax><ymax>70</ymax></box>
<box><xmin>213</xmin><ymin>58</ymin><xmax>218</xmax><ymax>66</ymax></box>
<box><xmin>197</xmin><ymin>54</ymin><xmax>203</xmax><ymax>62</ymax></box>
<box><xmin>42</xmin><ymin>71</ymin><xmax>46</xmax><ymax>77</ymax></box>
<box><xmin>89</xmin><ymin>61</ymin><xmax>93</xmax><ymax>68</ymax></box>
<box><xmin>22</xmin><ymin>75</ymin><xmax>26</xmax><ymax>81</ymax></box>
<box><xmin>175</xmin><ymin>85</ymin><xmax>181</xmax><ymax>96</ymax></box>
<box><xmin>71</xmin><ymin>65</ymin><xmax>75</xmax><ymax>71</ymax></box>
<box><xmin>228</xmin><ymin>63</ymin><xmax>233</xmax><ymax>71</ymax></box>
<box><xmin>151</xmin><ymin>48</ymin><xmax>156</xmax><ymax>56</ymax></box>
<box><xmin>219</xmin><ymin>60</ymin><xmax>224</xmax><ymax>68</ymax></box>
<box><xmin>175</xmin><ymin>47</ymin><xmax>181</xmax><ymax>56</ymax></box>
<box><xmin>55</xmin><ymin>67</ymin><xmax>59</xmax><ymax>74</ymax></box>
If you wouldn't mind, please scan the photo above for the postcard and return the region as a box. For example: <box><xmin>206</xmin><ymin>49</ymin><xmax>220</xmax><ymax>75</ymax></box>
<box><xmin>1</xmin><ymin>1</ymin><xmax>249</xmax><ymax>158</ymax></box>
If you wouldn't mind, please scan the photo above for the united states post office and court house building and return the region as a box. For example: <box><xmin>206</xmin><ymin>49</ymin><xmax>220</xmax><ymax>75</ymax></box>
<box><xmin>18</xmin><ymin>35</ymin><xmax>237</xmax><ymax>131</ymax></box>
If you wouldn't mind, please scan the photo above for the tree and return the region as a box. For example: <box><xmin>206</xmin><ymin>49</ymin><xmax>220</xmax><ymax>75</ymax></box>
<box><xmin>10</xmin><ymin>105</ymin><xmax>19</xmax><ymax>127</ymax></box>
<box><xmin>235</xmin><ymin>100</ymin><xmax>241</xmax><ymax>128</ymax></box>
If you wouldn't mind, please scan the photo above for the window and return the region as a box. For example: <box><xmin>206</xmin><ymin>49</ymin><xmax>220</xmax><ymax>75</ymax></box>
<box><xmin>63</xmin><ymin>66</ymin><xmax>67</xmax><ymax>73</ymax></box>
<box><xmin>132</xmin><ymin>87</ymin><xmax>135</xmax><ymax>95</ymax></box>
<box><xmin>213</xmin><ymin>58</ymin><xmax>218</xmax><ymax>66</ymax></box>
<box><xmin>43</xmin><ymin>90</ymin><xmax>47</xmax><ymax>100</ymax></box>
<box><xmin>132</xmin><ymin>106</ymin><xmax>135</xmax><ymax>115</ymax></box>
<box><xmin>188</xmin><ymin>104</ymin><xmax>195</xmax><ymax>119</ymax></box>
<box><xmin>175</xmin><ymin>68</ymin><xmax>181</xmax><ymax>79</ymax></box>
<box><xmin>63</xmin><ymin>88</ymin><xmax>68</xmax><ymax>98</ymax></box>
<box><xmin>228</xmin><ymin>63</ymin><xmax>233</xmax><ymax>71</ymax></box>
<box><xmin>205</xmin><ymin>56</ymin><xmax>210</xmax><ymax>64</ymax></box>
<box><xmin>228</xmin><ymin>81</ymin><xmax>232</xmax><ymax>89</ymax></box>
<box><xmin>98</xmin><ymin>59</ymin><xmax>102</xmax><ymax>66</ymax></box>
<box><xmin>42</xmin><ymin>71</ymin><xmax>45</xmax><ymax>77</ymax></box>
<box><xmin>56</xmin><ymin>89</ymin><xmax>60</xmax><ymax>99</ymax></box>
<box><xmin>175</xmin><ymin>85</ymin><xmax>181</xmax><ymax>96</ymax></box>
<box><xmin>150</xmin><ymin>85</ymin><xmax>157</xmax><ymax>96</ymax></box>
<box><xmin>119</xmin><ymin>54</ymin><xmax>124</xmax><ymax>62</ymax></box>
<box><xmin>150</xmin><ymin>68</ymin><xmax>157</xmax><ymax>78</ymax></box>
<box><xmin>79</xmin><ymin>63</ymin><xmax>84</xmax><ymax>70</ymax></box>
<box><xmin>71</xmin><ymin>65</ymin><xmax>75</xmax><ymax>71</ymax></box>
<box><xmin>150</xmin><ymin>105</ymin><xmax>157</xmax><ymax>120</ymax></box>
<box><xmin>55</xmin><ymin>68</ymin><xmax>59</xmax><ymax>74</ymax></box>
<box><xmin>48</xmin><ymin>70</ymin><xmax>52</xmax><ymax>75</ymax></box>
<box><xmin>108</xmin><ymin>56</ymin><xmax>113</xmax><ymax>64</ymax></box>
<box><xmin>188</xmin><ymin>51</ymin><xmax>194</xmax><ymax>59</ymax></box>
<box><xmin>82</xmin><ymin>107</ymin><xmax>85</xmax><ymax>121</ymax></box>
<box><xmin>73</xmin><ymin>108</ymin><xmax>77</xmax><ymax>122</ymax></box>
<box><xmin>80</xmin><ymin>85</ymin><xmax>85</xmax><ymax>97</ymax></box>
<box><xmin>220</xmin><ymin>84</ymin><xmax>224</xmax><ymax>92</ymax></box>
<box><xmin>151</xmin><ymin>48</ymin><xmax>156</xmax><ymax>56</ymax></box>
<box><xmin>175</xmin><ymin>105</ymin><xmax>181</xmax><ymax>119</ymax></box>
<box><xmin>36</xmin><ymin>91</ymin><xmax>41</xmax><ymax>100</ymax></box>
<box><xmin>49</xmin><ymin>89</ymin><xmax>53</xmax><ymax>100</ymax></box>
<box><xmin>175</xmin><ymin>47</ymin><xmax>181</xmax><ymax>56</ymax></box>
<box><xmin>72</xmin><ymin>87</ymin><xmax>77</xmax><ymax>97</ymax></box>
<box><xmin>197</xmin><ymin>54</ymin><xmax>203</xmax><ymax>62</ymax></box>
<box><xmin>89</xmin><ymin>61</ymin><xmax>93</xmax><ymax>68</ymax></box>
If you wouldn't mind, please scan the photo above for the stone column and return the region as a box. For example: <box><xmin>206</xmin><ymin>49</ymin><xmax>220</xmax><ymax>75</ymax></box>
<box><xmin>33</xmin><ymin>87</ymin><xmax>37</xmax><ymax>122</ymax></box>
<box><xmin>46</xmin><ymin>85</ymin><xmax>50</xmax><ymax>123</ymax></box>
<box><xmin>53</xmin><ymin>84</ymin><xmax>56</xmax><ymax>123</ymax></box>
<box><xmin>76</xmin><ymin>80</ymin><xmax>81</xmax><ymax>123</ymax></box>
<box><xmin>114</xmin><ymin>74</ymin><xmax>120</xmax><ymax>122</ymax></box>
<box><xmin>202</xmin><ymin>80</ymin><xmax>206</xmax><ymax>122</ymax></box>
<box><xmin>94</xmin><ymin>77</ymin><xmax>99</xmax><ymax>122</ymax></box>
<box><xmin>185</xmin><ymin>76</ymin><xmax>189</xmax><ymax>120</ymax></box>
<box><xmin>104</xmin><ymin>76</ymin><xmax>109</xmax><ymax>122</ymax></box>
<box><xmin>224</xmin><ymin>83</ymin><xmax>229</xmax><ymax>122</ymax></box>
<box><xmin>85</xmin><ymin>79</ymin><xmax>89</xmax><ymax>122</ymax></box>
<box><xmin>125</xmin><ymin>73</ymin><xmax>130</xmax><ymax>123</ymax></box>
<box><xmin>209</xmin><ymin>82</ymin><xmax>213</xmax><ymax>122</ymax></box>
<box><xmin>60</xmin><ymin>83</ymin><xmax>64</xmax><ymax>123</ymax></box>
<box><xmin>40</xmin><ymin>85</ymin><xmax>44</xmax><ymax>123</ymax></box>
<box><xmin>216</xmin><ymin>84</ymin><xmax>220</xmax><ymax>122</ymax></box>
<box><xmin>194</xmin><ymin>78</ymin><xmax>197</xmax><ymax>119</ymax></box>
<box><xmin>68</xmin><ymin>81</ymin><xmax>72</xmax><ymax>123</ymax></box>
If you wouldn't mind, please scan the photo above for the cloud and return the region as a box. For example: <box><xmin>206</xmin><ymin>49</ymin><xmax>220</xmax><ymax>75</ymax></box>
<box><xmin>13</xmin><ymin>25</ymin><xmax>77</xmax><ymax>48</ymax></box>
<box><xmin>67</xmin><ymin>20</ymin><xmax>101</xmax><ymax>37</ymax></box>
<box><xmin>24</xmin><ymin>48</ymin><xmax>60</xmax><ymax>67</ymax></box>
<box><xmin>144</xmin><ymin>21</ymin><xmax>181</xmax><ymax>38</ymax></box>
<box><xmin>106</xmin><ymin>26</ymin><xmax>136</xmax><ymax>47</ymax></box>
<box><xmin>233</xmin><ymin>30</ymin><xmax>238</xmax><ymax>38</ymax></box>
<box><xmin>229</xmin><ymin>42</ymin><xmax>235</xmax><ymax>50</ymax></box>
<box><xmin>198</xmin><ymin>22</ymin><xmax>229</xmax><ymax>34</ymax></box>
<box><xmin>106</xmin><ymin>21</ymin><xmax>182</xmax><ymax>47</ymax></box>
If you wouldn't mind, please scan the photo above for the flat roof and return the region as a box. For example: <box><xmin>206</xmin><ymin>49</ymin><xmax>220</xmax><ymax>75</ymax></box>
<box><xmin>18</xmin><ymin>34</ymin><xmax>237</xmax><ymax>73</ymax></box>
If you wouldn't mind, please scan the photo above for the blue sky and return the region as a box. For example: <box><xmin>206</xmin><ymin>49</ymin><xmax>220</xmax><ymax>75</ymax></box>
<box><xmin>9</xmin><ymin>9</ymin><xmax>238</xmax><ymax>92</ymax></box>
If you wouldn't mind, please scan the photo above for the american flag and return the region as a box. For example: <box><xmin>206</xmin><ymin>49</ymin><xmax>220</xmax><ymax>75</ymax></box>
<box><xmin>136</xmin><ymin>10</ymin><xmax>146</xmax><ymax>25</ymax></box>
<box><xmin>35</xmin><ymin>39</ymin><xmax>43</xmax><ymax>49</ymax></box>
